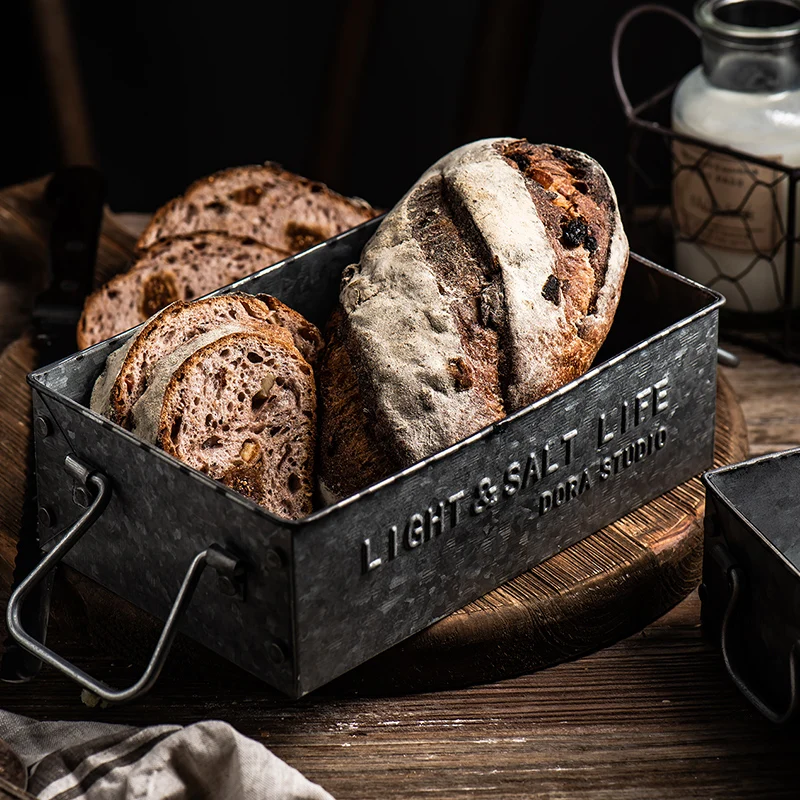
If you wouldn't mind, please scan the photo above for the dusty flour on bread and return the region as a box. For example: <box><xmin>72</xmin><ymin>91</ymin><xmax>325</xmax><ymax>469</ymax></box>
<box><xmin>441</xmin><ymin>142</ymin><xmax>563</xmax><ymax>409</ymax></box>
<box><xmin>341</xmin><ymin>232</ymin><xmax>479</xmax><ymax>464</ymax></box>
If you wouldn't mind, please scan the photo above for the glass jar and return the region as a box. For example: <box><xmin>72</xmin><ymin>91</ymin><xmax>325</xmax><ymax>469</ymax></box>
<box><xmin>671</xmin><ymin>0</ymin><xmax>800</xmax><ymax>315</ymax></box>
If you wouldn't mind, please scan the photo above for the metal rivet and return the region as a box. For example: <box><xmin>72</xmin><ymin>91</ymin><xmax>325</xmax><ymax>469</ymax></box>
<box><xmin>73</xmin><ymin>486</ymin><xmax>90</xmax><ymax>508</ymax></box>
<box><xmin>269</xmin><ymin>642</ymin><xmax>287</xmax><ymax>665</ymax></box>
<box><xmin>35</xmin><ymin>416</ymin><xmax>51</xmax><ymax>438</ymax></box>
<box><xmin>264</xmin><ymin>548</ymin><xmax>284</xmax><ymax>571</ymax></box>
<box><xmin>217</xmin><ymin>575</ymin><xmax>238</xmax><ymax>597</ymax></box>
<box><xmin>38</xmin><ymin>507</ymin><xmax>54</xmax><ymax>528</ymax></box>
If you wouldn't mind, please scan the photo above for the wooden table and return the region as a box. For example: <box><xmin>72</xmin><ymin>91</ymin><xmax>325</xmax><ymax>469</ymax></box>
<box><xmin>0</xmin><ymin>344</ymin><xmax>795</xmax><ymax>799</ymax></box>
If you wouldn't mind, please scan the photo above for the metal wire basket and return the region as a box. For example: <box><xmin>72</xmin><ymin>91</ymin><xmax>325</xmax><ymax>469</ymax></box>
<box><xmin>613</xmin><ymin>3</ymin><xmax>800</xmax><ymax>363</ymax></box>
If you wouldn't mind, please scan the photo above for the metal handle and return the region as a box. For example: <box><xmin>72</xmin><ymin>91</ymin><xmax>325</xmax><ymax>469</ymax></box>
<box><xmin>6</xmin><ymin>455</ymin><xmax>244</xmax><ymax>705</ymax></box>
<box><xmin>611</xmin><ymin>4</ymin><xmax>699</xmax><ymax>120</ymax></box>
<box><xmin>719</xmin><ymin>558</ymin><xmax>800</xmax><ymax>723</ymax></box>
<box><xmin>716</xmin><ymin>347</ymin><xmax>740</xmax><ymax>368</ymax></box>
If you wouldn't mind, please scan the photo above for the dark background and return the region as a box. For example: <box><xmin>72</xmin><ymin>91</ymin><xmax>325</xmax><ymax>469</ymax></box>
<box><xmin>5</xmin><ymin>0</ymin><xmax>699</xmax><ymax>212</ymax></box>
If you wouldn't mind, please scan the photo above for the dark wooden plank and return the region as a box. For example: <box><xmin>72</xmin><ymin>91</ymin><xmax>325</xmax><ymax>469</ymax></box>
<box><xmin>0</xmin><ymin>593</ymin><xmax>797</xmax><ymax>799</ymax></box>
<box><xmin>456</xmin><ymin>0</ymin><xmax>542</xmax><ymax>141</ymax></box>
<box><xmin>313</xmin><ymin>0</ymin><xmax>380</xmax><ymax>188</ymax></box>
<box><xmin>31</xmin><ymin>0</ymin><xmax>95</xmax><ymax>166</ymax></box>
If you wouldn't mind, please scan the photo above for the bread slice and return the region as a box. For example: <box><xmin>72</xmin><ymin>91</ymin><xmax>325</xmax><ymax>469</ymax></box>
<box><xmin>132</xmin><ymin>327</ymin><xmax>316</xmax><ymax>518</ymax></box>
<box><xmin>137</xmin><ymin>163</ymin><xmax>379</xmax><ymax>252</ymax></box>
<box><xmin>326</xmin><ymin>138</ymin><xmax>628</xmax><ymax>478</ymax></box>
<box><xmin>90</xmin><ymin>294</ymin><xmax>322</xmax><ymax>430</ymax></box>
<box><xmin>77</xmin><ymin>232</ymin><xmax>288</xmax><ymax>349</ymax></box>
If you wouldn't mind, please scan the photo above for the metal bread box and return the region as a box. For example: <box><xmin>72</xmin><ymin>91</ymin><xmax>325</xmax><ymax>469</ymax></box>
<box><xmin>702</xmin><ymin>450</ymin><xmax>800</xmax><ymax>723</ymax></box>
<box><xmin>10</xmin><ymin>217</ymin><xmax>723</xmax><ymax>701</ymax></box>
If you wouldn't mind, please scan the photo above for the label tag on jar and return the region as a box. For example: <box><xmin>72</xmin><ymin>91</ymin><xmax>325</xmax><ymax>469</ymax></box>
<box><xmin>672</xmin><ymin>141</ymin><xmax>783</xmax><ymax>253</ymax></box>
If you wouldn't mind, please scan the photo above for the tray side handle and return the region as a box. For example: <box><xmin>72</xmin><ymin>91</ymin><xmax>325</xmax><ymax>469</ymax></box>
<box><xmin>714</xmin><ymin>545</ymin><xmax>800</xmax><ymax>724</ymax></box>
<box><xmin>6</xmin><ymin>456</ymin><xmax>244</xmax><ymax>705</ymax></box>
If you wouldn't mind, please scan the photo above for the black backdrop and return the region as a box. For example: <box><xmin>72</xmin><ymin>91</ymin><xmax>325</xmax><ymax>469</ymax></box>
<box><xmin>4</xmin><ymin>0</ymin><xmax>698</xmax><ymax>211</ymax></box>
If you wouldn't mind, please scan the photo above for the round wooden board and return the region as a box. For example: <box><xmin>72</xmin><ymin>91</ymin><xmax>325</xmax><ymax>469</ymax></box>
<box><xmin>0</xmin><ymin>336</ymin><xmax>748</xmax><ymax>697</ymax></box>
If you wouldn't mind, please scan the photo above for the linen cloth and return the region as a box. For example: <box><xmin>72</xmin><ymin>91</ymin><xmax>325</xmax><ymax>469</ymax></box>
<box><xmin>0</xmin><ymin>711</ymin><xmax>333</xmax><ymax>800</ymax></box>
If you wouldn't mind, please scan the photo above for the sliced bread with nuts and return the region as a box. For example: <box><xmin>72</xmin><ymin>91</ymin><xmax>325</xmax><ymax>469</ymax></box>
<box><xmin>137</xmin><ymin>163</ymin><xmax>379</xmax><ymax>252</ymax></box>
<box><xmin>91</xmin><ymin>293</ymin><xmax>322</xmax><ymax>430</ymax></box>
<box><xmin>90</xmin><ymin>294</ymin><xmax>319</xmax><ymax>518</ymax></box>
<box><xmin>77</xmin><ymin>232</ymin><xmax>289</xmax><ymax>349</ymax></box>
<box><xmin>131</xmin><ymin>326</ymin><xmax>316</xmax><ymax>518</ymax></box>
<box><xmin>321</xmin><ymin>138</ymin><xmax>628</xmax><ymax>497</ymax></box>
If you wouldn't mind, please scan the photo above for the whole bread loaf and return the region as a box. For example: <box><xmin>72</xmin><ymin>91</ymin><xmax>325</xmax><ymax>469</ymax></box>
<box><xmin>320</xmin><ymin>138</ymin><xmax>629</xmax><ymax>499</ymax></box>
<box><xmin>77</xmin><ymin>232</ymin><xmax>289</xmax><ymax>349</ymax></box>
<box><xmin>90</xmin><ymin>295</ymin><xmax>320</xmax><ymax>518</ymax></box>
<box><xmin>137</xmin><ymin>163</ymin><xmax>379</xmax><ymax>251</ymax></box>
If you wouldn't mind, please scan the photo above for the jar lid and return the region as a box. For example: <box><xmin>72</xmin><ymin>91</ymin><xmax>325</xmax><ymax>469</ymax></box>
<box><xmin>696</xmin><ymin>0</ymin><xmax>800</xmax><ymax>46</ymax></box>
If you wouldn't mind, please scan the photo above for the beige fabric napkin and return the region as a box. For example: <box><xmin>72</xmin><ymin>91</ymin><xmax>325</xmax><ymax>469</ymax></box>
<box><xmin>0</xmin><ymin>711</ymin><xmax>333</xmax><ymax>800</ymax></box>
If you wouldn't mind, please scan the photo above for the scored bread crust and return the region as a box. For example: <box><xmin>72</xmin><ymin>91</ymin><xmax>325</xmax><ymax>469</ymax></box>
<box><xmin>152</xmin><ymin>329</ymin><xmax>316</xmax><ymax>519</ymax></box>
<box><xmin>91</xmin><ymin>294</ymin><xmax>322</xmax><ymax>430</ymax></box>
<box><xmin>76</xmin><ymin>232</ymin><xmax>289</xmax><ymax>350</ymax></box>
<box><xmin>331</xmin><ymin>137</ymin><xmax>629</xmax><ymax>477</ymax></box>
<box><xmin>137</xmin><ymin>163</ymin><xmax>379</xmax><ymax>252</ymax></box>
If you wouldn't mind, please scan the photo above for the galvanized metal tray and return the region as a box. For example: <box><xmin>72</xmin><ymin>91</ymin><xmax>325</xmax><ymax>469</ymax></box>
<box><xmin>9</xmin><ymin>217</ymin><xmax>723</xmax><ymax>700</ymax></box>
<box><xmin>702</xmin><ymin>450</ymin><xmax>800</xmax><ymax>723</ymax></box>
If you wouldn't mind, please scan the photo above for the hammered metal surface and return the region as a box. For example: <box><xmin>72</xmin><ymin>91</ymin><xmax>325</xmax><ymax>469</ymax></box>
<box><xmin>28</xmin><ymin>219</ymin><xmax>723</xmax><ymax>697</ymax></box>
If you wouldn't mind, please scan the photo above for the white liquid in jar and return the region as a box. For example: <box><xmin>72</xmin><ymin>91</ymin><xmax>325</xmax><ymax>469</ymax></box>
<box><xmin>672</xmin><ymin>65</ymin><xmax>800</xmax><ymax>312</ymax></box>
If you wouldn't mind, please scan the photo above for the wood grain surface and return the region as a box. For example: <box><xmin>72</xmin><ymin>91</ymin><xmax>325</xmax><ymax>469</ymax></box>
<box><xmin>722</xmin><ymin>345</ymin><xmax>800</xmax><ymax>457</ymax></box>
<box><xmin>0</xmin><ymin>580</ymin><xmax>797</xmax><ymax>799</ymax></box>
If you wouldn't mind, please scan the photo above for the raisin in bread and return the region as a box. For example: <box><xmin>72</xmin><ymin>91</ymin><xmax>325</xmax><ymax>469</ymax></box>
<box><xmin>91</xmin><ymin>293</ymin><xmax>322</xmax><ymax>430</ymax></box>
<box><xmin>320</xmin><ymin>138</ymin><xmax>629</xmax><ymax>499</ymax></box>
<box><xmin>77</xmin><ymin>232</ymin><xmax>288</xmax><ymax>349</ymax></box>
<box><xmin>137</xmin><ymin>163</ymin><xmax>379</xmax><ymax>252</ymax></box>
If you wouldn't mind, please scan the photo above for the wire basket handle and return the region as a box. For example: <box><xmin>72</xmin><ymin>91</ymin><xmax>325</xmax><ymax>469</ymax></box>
<box><xmin>612</xmin><ymin>4</ymin><xmax>700</xmax><ymax>119</ymax></box>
